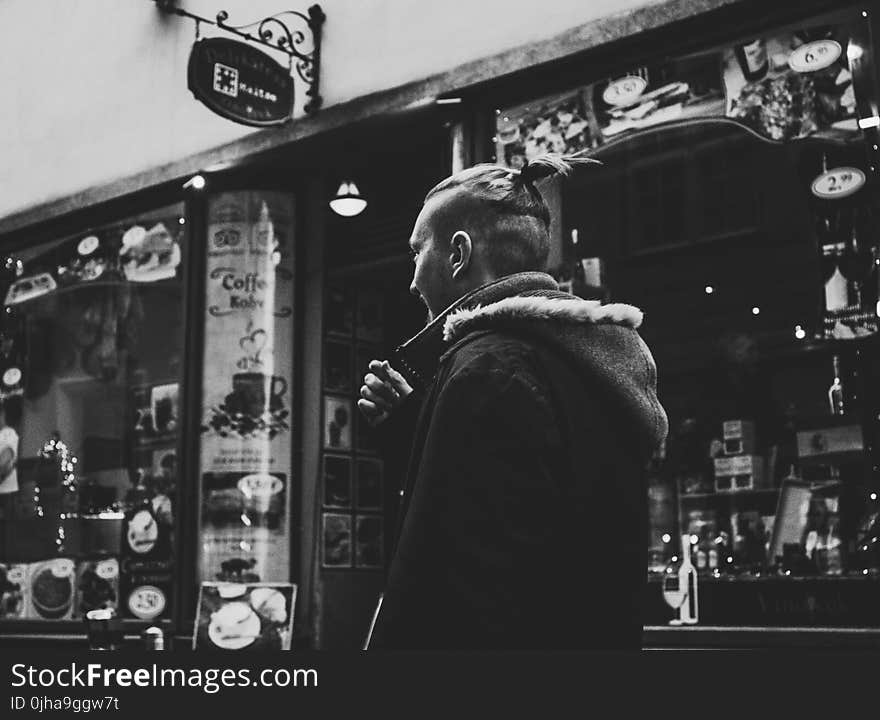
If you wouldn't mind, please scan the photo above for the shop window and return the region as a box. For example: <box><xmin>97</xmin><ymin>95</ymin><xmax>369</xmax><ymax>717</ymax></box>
<box><xmin>493</xmin><ymin>6</ymin><xmax>880</xmax><ymax>628</ymax></box>
<box><xmin>0</xmin><ymin>204</ymin><xmax>186</xmax><ymax>627</ymax></box>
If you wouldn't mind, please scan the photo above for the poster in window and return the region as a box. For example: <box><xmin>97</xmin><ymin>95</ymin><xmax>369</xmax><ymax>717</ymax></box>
<box><xmin>494</xmin><ymin>88</ymin><xmax>594</xmax><ymax>170</ymax></box>
<box><xmin>198</xmin><ymin>191</ymin><xmax>295</xmax><ymax>585</ymax></box>
<box><xmin>322</xmin><ymin>455</ymin><xmax>352</xmax><ymax>509</ymax></box>
<box><xmin>199</xmin><ymin>471</ymin><xmax>289</xmax><ymax>583</ymax></box>
<box><xmin>355</xmin><ymin>458</ymin><xmax>383</xmax><ymax>511</ymax></box>
<box><xmin>193</xmin><ymin>582</ymin><xmax>296</xmax><ymax>650</ymax></box>
<box><xmin>323</xmin><ymin>395</ymin><xmax>353</xmax><ymax>451</ymax></box>
<box><xmin>322</xmin><ymin>513</ymin><xmax>352</xmax><ymax>568</ymax></box>
<box><xmin>323</xmin><ymin>340</ymin><xmax>352</xmax><ymax>393</ymax></box>
<box><xmin>355</xmin><ymin>515</ymin><xmax>384</xmax><ymax>569</ymax></box>
<box><xmin>723</xmin><ymin>25</ymin><xmax>860</xmax><ymax>141</ymax></box>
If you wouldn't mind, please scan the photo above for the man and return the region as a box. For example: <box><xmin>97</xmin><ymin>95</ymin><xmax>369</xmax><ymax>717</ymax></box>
<box><xmin>358</xmin><ymin>153</ymin><xmax>668</xmax><ymax>650</ymax></box>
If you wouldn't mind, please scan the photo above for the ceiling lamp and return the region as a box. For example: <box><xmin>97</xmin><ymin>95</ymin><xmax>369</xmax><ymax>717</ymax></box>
<box><xmin>330</xmin><ymin>181</ymin><xmax>367</xmax><ymax>217</ymax></box>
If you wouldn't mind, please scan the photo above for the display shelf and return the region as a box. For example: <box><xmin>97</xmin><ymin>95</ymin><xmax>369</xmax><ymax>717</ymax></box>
<box><xmin>4</xmin><ymin>276</ymin><xmax>181</xmax><ymax>309</ymax></box>
<box><xmin>680</xmin><ymin>489</ymin><xmax>779</xmax><ymax>500</ymax></box>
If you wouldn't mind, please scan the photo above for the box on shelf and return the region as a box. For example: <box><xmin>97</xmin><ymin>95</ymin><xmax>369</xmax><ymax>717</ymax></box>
<box><xmin>796</xmin><ymin>424</ymin><xmax>864</xmax><ymax>465</ymax></box>
<box><xmin>74</xmin><ymin>558</ymin><xmax>119</xmax><ymax>619</ymax></box>
<box><xmin>713</xmin><ymin>454</ymin><xmax>768</xmax><ymax>492</ymax></box>
<box><xmin>722</xmin><ymin>419</ymin><xmax>756</xmax><ymax>456</ymax></box>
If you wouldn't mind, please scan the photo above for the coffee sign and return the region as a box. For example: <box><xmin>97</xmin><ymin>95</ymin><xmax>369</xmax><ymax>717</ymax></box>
<box><xmin>187</xmin><ymin>37</ymin><xmax>294</xmax><ymax>127</ymax></box>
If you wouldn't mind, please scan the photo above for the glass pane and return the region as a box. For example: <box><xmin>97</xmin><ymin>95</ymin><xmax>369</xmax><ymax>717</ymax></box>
<box><xmin>496</xmin><ymin>6</ymin><xmax>880</xmax><ymax>628</ymax></box>
<box><xmin>0</xmin><ymin>204</ymin><xmax>187</xmax><ymax>624</ymax></box>
<box><xmin>198</xmin><ymin>191</ymin><xmax>296</xmax><ymax>589</ymax></box>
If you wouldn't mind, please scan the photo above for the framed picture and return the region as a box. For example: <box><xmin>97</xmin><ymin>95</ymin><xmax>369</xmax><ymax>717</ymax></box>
<box><xmin>150</xmin><ymin>383</ymin><xmax>179</xmax><ymax>437</ymax></box>
<box><xmin>355</xmin><ymin>458</ymin><xmax>383</xmax><ymax>511</ymax></box>
<box><xmin>355</xmin><ymin>515</ymin><xmax>384</xmax><ymax>569</ymax></box>
<box><xmin>323</xmin><ymin>340</ymin><xmax>353</xmax><ymax>393</ymax></box>
<box><xmin>193</xmin><ymin>582</ymin><xmax>297</xmax><ymax>650</ymax></box>
<box><xmin>323</xmin><ymin>395</ymin><xmax>353</xmax><ymax>451</ymax></box>
<box><xmin>355</xmin><ymin>288</ymin><xmax>383</xmax><ymax>343</ymax></box>
<box><xmin>325</xmin><ymin>281</ymin><xmax>354</xmax><ymax>338</ymax></box>
<box><xmin>321</xmin><ymin>512</ymin><xmax>353</xmax><ymax>568</ymax></box>
<box><xmin>322</xmin><ymin>455</ymin><xmax>352</xmax><ymax>509</ymax></box>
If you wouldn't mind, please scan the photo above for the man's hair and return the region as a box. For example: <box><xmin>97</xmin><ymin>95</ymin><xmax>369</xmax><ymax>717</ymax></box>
<box><xmin>424</xmin><ymin>153</ymin><xmax>601</xmax><ymax>276</ymax></box>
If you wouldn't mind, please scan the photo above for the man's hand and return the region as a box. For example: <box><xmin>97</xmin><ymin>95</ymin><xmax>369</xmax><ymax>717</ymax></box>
<box><xmin>357</xmin><ymin>360</ymin><xmax>413</xmax><ymax>427</ymax></box>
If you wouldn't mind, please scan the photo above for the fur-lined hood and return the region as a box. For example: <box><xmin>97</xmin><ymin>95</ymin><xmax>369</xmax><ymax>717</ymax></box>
<box><xmin>442</xmin><ymin>278</ymin><xmax>667</xmax><ymax>456</ymax></box>
<box><xmin>443</xmin><ymin>295</ymin><xmax>644</xmax><ymax>342</ymax></box>
<box><xmin>393</xmin><ymin>272</ymin><xmax>667</xmax><ymax>455</ymax></box>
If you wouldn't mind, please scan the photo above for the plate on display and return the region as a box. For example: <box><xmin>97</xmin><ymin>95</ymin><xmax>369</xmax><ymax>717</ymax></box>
<box><xmin>208</xmin><ymin>601</ymin><xmax>261</xmax><ymax>650</ymax></box>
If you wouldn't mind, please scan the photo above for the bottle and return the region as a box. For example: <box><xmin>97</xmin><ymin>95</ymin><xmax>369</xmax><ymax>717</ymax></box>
<box><xmin>142</xmin><ymin>626</ymin><xmax>165</xmax><ymax>650</ymax></box>
<box><xmin>822</xmin><ymin>242</ymin><xmax>850</xmax><ymax>313</ymax></box>
<box><xmin>735</xmin><ymin>39</ymin><xmax>769</xmax><ymax>82</ymax></box>
<box><xmin>678</xmin><ymin>533</ymin><xmax>699</xmax><ymax>624</ymax></box>
<box><xmin>84</xmin><ymin>608</ymin><xmax>123</xmax><ymax>650</ymax></box>
<box><xmin>828</xmin><ymin>355</ymin><xmax>845</xmax><ymax>415</ymax></box>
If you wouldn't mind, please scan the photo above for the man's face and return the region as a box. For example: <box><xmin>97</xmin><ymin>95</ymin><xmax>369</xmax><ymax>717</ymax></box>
<box><xmin>408</xmin><ymin>197</ymin><xmax>454</xmax><ymax>322</ymax></box>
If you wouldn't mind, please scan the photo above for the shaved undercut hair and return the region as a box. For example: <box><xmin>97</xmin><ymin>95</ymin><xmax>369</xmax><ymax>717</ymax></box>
<box><xmin>424</xmin><ymin>153</ymin><xmax>601</xmax><ymax>276</ymax></box>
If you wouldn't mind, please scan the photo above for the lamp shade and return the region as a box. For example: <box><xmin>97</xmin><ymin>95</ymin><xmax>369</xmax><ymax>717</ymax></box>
<box><xmin>329</xmin><ymin>181</ymin><xmax>367</xmax><ymax>217</ymax></box>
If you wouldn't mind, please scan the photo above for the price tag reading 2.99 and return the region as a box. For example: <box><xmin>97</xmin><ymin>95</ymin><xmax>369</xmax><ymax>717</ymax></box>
<box><xmin>811</xmin><ymin>166</ymin><xmax>866</xmax><ymax>200</ymax></box>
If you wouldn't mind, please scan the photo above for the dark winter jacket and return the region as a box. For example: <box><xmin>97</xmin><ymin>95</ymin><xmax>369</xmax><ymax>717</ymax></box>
<box><xmin>368</xmin><ymin>272</ymin><xmax>668</xmax><ymax>650</ymax></box>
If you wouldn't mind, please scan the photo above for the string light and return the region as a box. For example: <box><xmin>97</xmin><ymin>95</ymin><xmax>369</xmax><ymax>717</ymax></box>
<box><xmin>39</xmin><ymin>434</ymin><xmax>79</xmax><ymax>554</ymax></box>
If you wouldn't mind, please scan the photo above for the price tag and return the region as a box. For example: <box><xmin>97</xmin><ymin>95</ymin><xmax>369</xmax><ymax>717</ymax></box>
<box><xmin>603</xmin><ymin>75</ymin><xmax>648</xmax><ymax>107</ymax></box>
<box><xmin>96</xmin><ymin>559</ymin><xmax>118</xmax><ymax>580</ymax></box>
<box><xmin>789</xmin><ymin>40</ymin><xmax>842</xmax><ymax>73</ymax></box>
<box><xmin>8</xmin><ymin>566</ymin><xmax>26</xmax><ymax>583</ymax></box>
<box><xmin>811</xmin><ymin>166</ymin><xmax>866</xmax><ymax>199</ymax></box>
<box><xmin>128</xmin><ymin>585</ymin><xmax>166</xmax><ymax>620</ymax></box>
<box><xmin>77</xmin><ymin>235</ymin><xmax>99</xmax><ymax>256</ymax></box>
<box><xmin>51</xmin><ymin>559</ymin><xmax>74</xmax><ymax>579</ymax></box>
<box><xmin>2</xmin><ymin>367</ymin><xmax>21</xmax><ymax>387</ymax></box>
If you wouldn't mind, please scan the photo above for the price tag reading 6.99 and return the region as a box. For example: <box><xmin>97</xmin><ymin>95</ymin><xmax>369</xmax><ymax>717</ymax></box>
<box><xmin>811</xmin><ymin>166</ymin><xmax>866</xmax><ymax>200</ymax></box>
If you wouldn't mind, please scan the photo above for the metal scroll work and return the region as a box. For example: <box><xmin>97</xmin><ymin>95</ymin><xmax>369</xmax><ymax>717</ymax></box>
<box><xmin>154</xmin><ymin>1</ymin><xmax>325</xmax><ymax>114</ymax></box>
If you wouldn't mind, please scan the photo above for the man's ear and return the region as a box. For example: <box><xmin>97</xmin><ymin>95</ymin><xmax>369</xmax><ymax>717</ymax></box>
<box><xmin>449</xmin><ymin>230</ymin><xmax>472</xmax><ymax>279</ymax></box>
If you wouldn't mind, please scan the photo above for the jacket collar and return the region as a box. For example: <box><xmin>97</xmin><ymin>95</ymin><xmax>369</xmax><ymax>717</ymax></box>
<box><xmin>443</xmin><ymin>295</ymin><xmax>643</xmax><ymax>343</ymax></box>
<box><xmin>392</xmin><ymin>272</ymin><xmax>558</xmax><ymax>390</ymax></box>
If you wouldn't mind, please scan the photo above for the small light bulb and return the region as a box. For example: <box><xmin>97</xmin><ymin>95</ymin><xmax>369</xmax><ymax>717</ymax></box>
<box><xmin>184</xmin><ymin>174</ymin><xmax>206</xmax><ymax>190</ymax></box>
<box><xmin>178</xmin><ymin>217</ymin><xmax>186</xmax><ymax>225</ymax></box>
<box><xmin>752</xmin><ymin>306</ymin><xmax>760</xmax><ymax>315</ymax></box>
<box><xmin>795</xmin><ymin>325</ymin><xmax>806</xmax><ymax>340</ymax></box>
<box><xmin>690</xmin><ymin>534</ymin><xmax>699</xmax><ymax>545</ymax></box>
<box><xmin>871</xmin><ymin>492</ymin><xmax>878</xmax><ymax>501</ymax></box>
<box><xmin>661</xmin><ymin>533</ymin><xmax>671</xmax><ymax>543</ymax></box>
<box><xmin>705</xmin><ymin>285</ymin><xmax>714</xmax><ymax>294</ymax></box>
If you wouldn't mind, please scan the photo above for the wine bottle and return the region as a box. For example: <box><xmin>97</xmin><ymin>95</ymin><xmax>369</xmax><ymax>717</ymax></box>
<box><xmin>828</xmin><ymin>355</ymin><xmax>845</xmax><ymax>415</ymax></box>
<box><xmin>823</xmin><ymin>242</ymin><xmax>849</xmax><ymax>312</ymax></box>
<box><xmin>678</xmin><ymin>533</ymin><xmax>699</xmax><ymax>624</ymax></box>
<box><xmin>735</xmin><ymin>39</ymin><xmax>769</xmax><ymax>82</ymax></box>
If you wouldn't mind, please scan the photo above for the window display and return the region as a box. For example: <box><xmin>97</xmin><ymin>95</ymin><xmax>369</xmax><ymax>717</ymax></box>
<box><xmin>0</xmin><ymin>203</ymin><xmax>187</xmax><ymax>626</ymax></box>
<box><xmin>495</xmin><ymin>6</ymin><xmax>880</xmax><ymax>628</ymax></box>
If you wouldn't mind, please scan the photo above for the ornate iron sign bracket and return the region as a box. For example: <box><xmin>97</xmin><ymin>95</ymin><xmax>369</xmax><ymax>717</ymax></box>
<box><xmin>154</xmin><ymin>1</ymin><xmax>325</xmax><ymax>113</ymax></box>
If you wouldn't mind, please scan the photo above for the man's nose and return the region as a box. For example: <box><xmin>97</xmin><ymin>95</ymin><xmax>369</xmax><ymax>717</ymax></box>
<box><xmin>409</xmin><ymin>279</ymin><xmax>419</xmax><ymax>297</ymax></box>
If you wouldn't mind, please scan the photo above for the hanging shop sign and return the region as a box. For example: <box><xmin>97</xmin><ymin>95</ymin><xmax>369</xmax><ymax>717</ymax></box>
<box><xmin>158</xmin><ymin>4</ymin><xmax>325</xmax><ymax>123</ymax></box>
<box><xmin>188</xmin><ymin>38</ymin><xmax>295</xmax><ymax>127</ymax></box>
<box><xmin>811</xmin><ymin>166</ymin><xmax>866</xmax><ymax>199</ymax></box>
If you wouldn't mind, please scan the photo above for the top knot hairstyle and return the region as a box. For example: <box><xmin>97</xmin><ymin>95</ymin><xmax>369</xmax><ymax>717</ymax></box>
<box><xmin>424</xmin><ymin>152</ymin><xmax>602</xmax><ymax>276</ymax></box>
